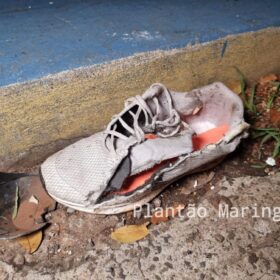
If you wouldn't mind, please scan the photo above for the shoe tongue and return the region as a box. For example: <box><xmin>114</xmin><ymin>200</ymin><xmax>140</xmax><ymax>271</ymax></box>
<box><xmin>142</xmin><ymin>84</ymin><xmax>175</xmax><ymax>122</ymax></box>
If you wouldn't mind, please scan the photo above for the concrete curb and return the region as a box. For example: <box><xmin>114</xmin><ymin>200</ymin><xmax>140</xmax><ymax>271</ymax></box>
<box><xmin>0</xmin><ymin>27</ymin><xmax>279</xmax><ymax>171</ymax></box>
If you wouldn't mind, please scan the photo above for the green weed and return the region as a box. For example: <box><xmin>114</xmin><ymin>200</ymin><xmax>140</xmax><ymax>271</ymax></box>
<box><xmin>253</xmin><ymin>127</ymin><xmax>280</xmax><ymax>159</ymax></box>
<box><xmin>235</xmin><ymin>67</ymin><xmax>257</xmax><ymax>114</ymax></box>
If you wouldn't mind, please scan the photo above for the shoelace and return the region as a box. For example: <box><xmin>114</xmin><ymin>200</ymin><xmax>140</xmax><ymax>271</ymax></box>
<box><xmin>104</xmin><ymin>84</ymin><xmax>182</xmax><ymax>152</ymax></box>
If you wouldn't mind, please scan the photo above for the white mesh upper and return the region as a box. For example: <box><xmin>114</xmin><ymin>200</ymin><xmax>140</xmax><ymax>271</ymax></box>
<box><xmin>41</xmin><ymin>132</ymin><xmax>129</xmax><ymax>205</ymax></box>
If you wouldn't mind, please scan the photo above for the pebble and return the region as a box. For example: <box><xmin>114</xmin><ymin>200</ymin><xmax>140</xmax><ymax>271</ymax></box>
<box><xmin>3</xmin><ymin>251</ymin><xmax>15</xmax><ymax>263</ymax></box>
<box><xmin>89</xmin><ymin>238</ymin><xmax>95</xmax><ymax>247</ymax></box>
<box><xmin>45</xmin><ymin>213</ymin><xmax>52</xmax><ymax>220</ymax></box>
<box><xmin>47</xmin><ymin>231</ymin><xmax>56</xmax><ymax>238</ymax></box>
<box><xmin>13</xmin><ymin>254</ymin><xmax>25</xmax><ymax>266</ymax></box>
<box><xmin>48</xmin><ymin>244</ymin><xmax>60</xmax><ymax>255</ymax></box>
<box><xmin>264</xmin><ymin>168</ymin><xmax>270</xmax><ymax>174</ymax></box>
<box><xmin>253</xmin><ymin>219</ymin><xmax>272</xmax><ymax>236</ymax></box>
<box><xmin>24</xmin><ymin>254</ymin><xmax>33</xmax><ymax>264</ymax></box>
<box><xmin>153</xmin><ymin>198</ymin><xmax>161</xmax><ymax>208</ymax></box>
<box><xmin>67</xmin><ymin>207</ymin><xmax>76</xmax><ymax>214</ymax></box>
<box><xmin>266</xmin><ymin>157</ymin><xmax>276</xmax><ymax>167</ymax></box>
<box><xmin>214</xmin><ymin>234</ymin><xmax>225</xmax><ymax>243</ymax></box>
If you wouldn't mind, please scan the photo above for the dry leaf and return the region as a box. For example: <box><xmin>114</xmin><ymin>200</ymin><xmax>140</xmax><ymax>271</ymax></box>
<box><xmin>18</xmin><ymin>230</ymin><xmax>43</xmax><ymax>253</ymax></box>
<box><xmin>227</xmin><ymin>81</ymin><xmax>242</xmax><ymax>95</ymax></box>
<box><xmin>270</xmin><ymin>109</ymin><xmax>280</xmax><ymax>126</ymax></box>
<box><xmin>111</xmin><ymin>223</ymin><xmax>149</xmax><ymax>243</ymax></box>
<box><xmin>151</xmin><ymin>203</ymin><xmax>185</xmax><ymax>225</ymax></box>
<box><xmin>258</xmin><ymin>74</ymin><xmax>278</xmax><ymax>85</ymax></box>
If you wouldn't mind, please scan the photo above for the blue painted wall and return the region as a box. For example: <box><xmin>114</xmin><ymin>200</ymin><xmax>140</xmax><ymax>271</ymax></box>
<box><xmin>0</xmin><ymin>0</ymin><xmax>279</xmax><ymax>86</ymax></box>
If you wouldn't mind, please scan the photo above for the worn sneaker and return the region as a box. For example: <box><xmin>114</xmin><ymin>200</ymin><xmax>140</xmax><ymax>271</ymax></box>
<box><xmin>41</xmin><ymin>82</ymin><xmax>249</xmax><ymax>214</ymax></box>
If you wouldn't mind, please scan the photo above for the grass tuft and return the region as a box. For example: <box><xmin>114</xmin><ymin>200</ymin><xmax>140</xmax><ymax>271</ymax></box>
<box><xmin>267</xmin><ymin>81</ymin><xmax>280</xmax><ymax>109</ymax></box>
<box><xmin>253</xmin><ymin>127</ymin><xmax>280</xmax><ymax>159</ymax></box>
<box><xmin>235</xmin><ymin>67</ymin><xmax>257</xmax><ymax>114</ymax></box>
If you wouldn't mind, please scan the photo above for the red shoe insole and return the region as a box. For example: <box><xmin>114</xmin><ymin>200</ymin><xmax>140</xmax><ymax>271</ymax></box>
<box><xmin>114</xmin><ymin>124</ymin><xmax>229</xmax><ymax>195</ymax></box>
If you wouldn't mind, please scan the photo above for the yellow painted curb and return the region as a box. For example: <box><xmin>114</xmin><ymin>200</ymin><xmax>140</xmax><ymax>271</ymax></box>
<box><xmin>0</xmin><ymin>27</ymin><xmax>279</xmax><ymax>171</ymax></box>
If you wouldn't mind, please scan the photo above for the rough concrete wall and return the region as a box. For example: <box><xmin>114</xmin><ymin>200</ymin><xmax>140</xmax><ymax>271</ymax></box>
<box><xmin>0</xmin><ymin>27</ymin><xmax>279</xmax><ymax>171</ymax></box>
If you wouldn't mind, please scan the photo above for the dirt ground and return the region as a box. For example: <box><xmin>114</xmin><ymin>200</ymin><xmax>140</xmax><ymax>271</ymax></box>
<box><xmin>0</xmin><ymin>74</ymin><xmax>279</xmax><ymax>279</ymax></box>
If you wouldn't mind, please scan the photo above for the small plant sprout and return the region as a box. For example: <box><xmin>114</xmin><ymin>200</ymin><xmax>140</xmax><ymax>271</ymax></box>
<box><xmin>253</xmin><ymin>127</ymin><xmax>280</xmax><ymax>159</ymax></box>
<box><xmin>267</xmin><ymin>81</ymin><xmax>280</xmax><ymax>109</ymax></box>
<box><xmin>235</xmin><ymin>67</ymin><xmax>257</xmax><ymax>114</ymax></box>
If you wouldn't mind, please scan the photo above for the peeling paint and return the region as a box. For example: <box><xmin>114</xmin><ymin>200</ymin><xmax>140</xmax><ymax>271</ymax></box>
<box><xmin>122</xmin><ymin>31</ymin><xmax>162</xmax><ymax>41</ymax></box>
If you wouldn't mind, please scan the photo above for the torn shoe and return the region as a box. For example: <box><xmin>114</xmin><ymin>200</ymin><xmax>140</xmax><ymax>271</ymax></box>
<box><xmin>41</xmin><ymin>82</ymin><xmax>249</xmax><ymax>214</ymax></box>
